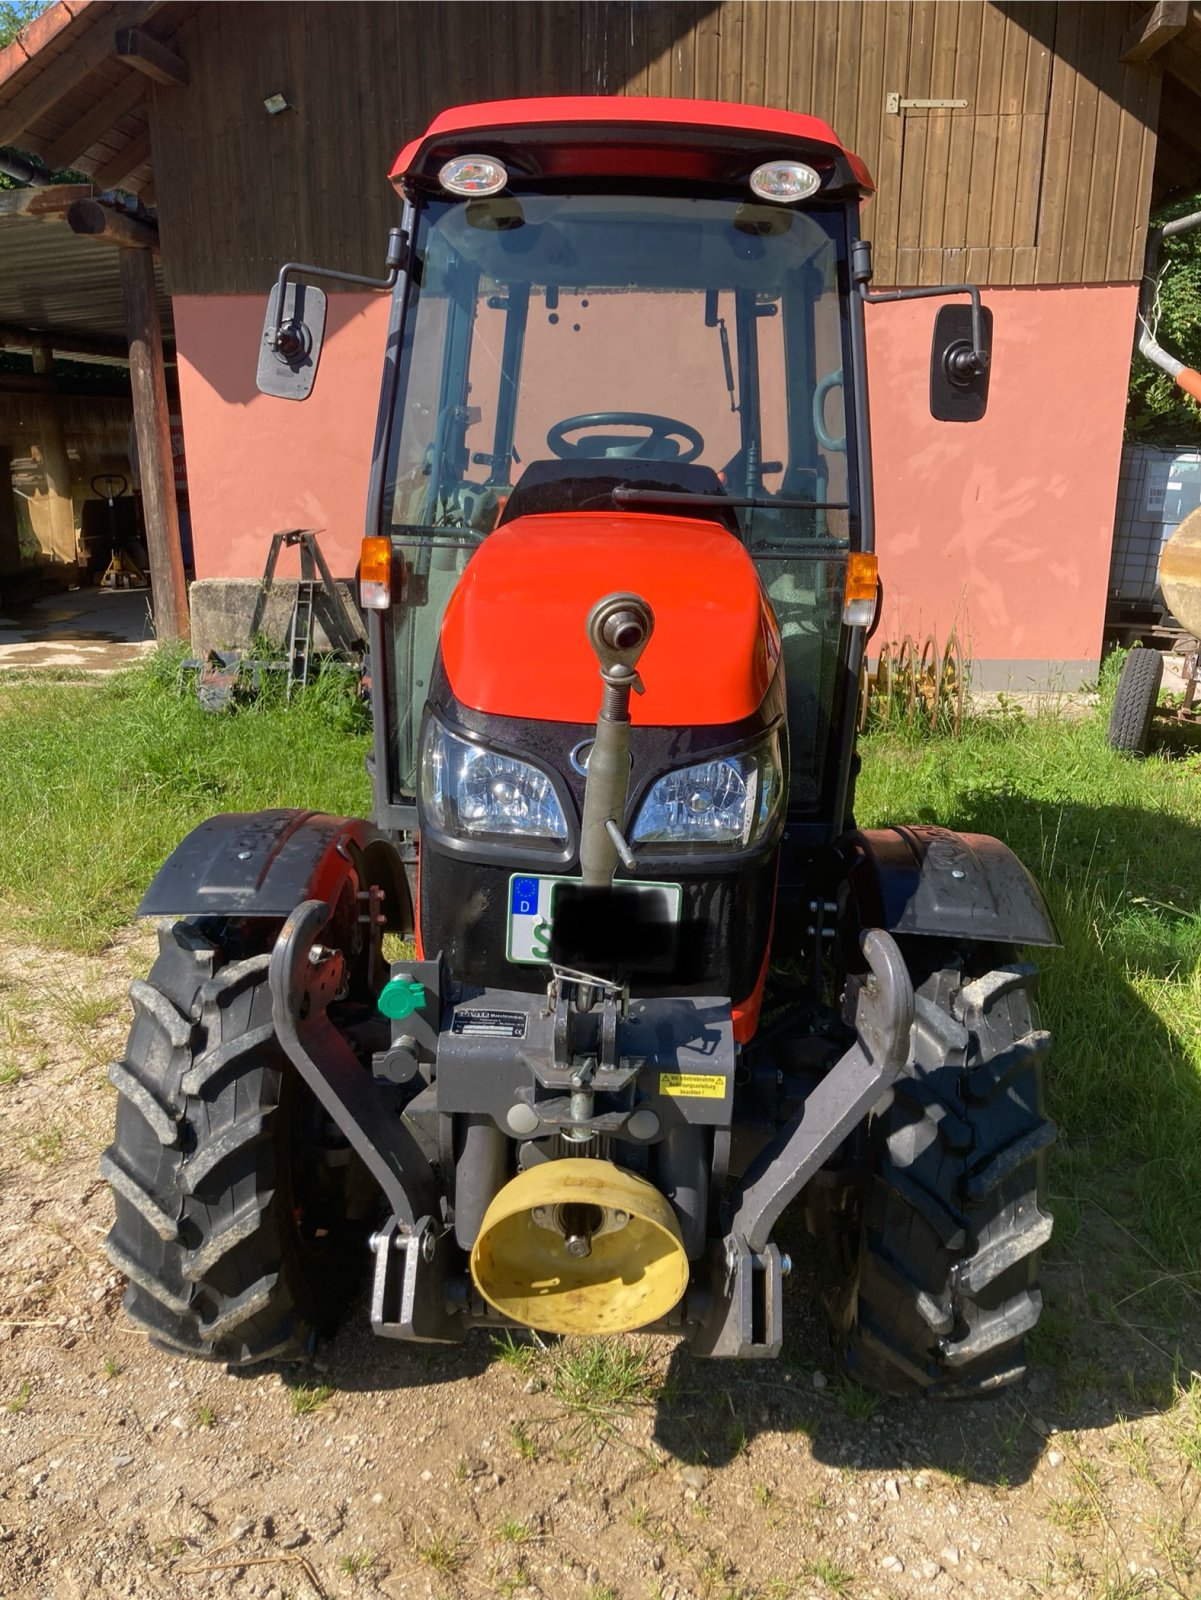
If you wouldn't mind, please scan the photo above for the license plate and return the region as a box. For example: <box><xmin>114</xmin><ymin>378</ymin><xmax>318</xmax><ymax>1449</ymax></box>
<box><xmin>506</xmin><ymin>873</ymin><xmax>682</xmax><ymax>965</ymax></box>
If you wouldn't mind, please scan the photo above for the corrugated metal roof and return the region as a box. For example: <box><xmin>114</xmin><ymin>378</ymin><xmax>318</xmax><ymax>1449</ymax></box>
<box><xmin>0</xmin><ymin>208</ymin><xmax>172</xmax><ymax>346</ymax></box>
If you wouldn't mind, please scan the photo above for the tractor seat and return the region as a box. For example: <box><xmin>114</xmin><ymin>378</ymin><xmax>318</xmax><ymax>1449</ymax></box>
<box><xmin>499</xmin><ymin>458</ymin><xmax>741</xmax><ymax>536</ymax></box>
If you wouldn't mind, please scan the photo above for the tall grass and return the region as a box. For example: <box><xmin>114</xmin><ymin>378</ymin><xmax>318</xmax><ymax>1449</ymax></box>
<box><xmin>0</xmin><ymin>649</ymin><xmax>371</xmax><ymax>951</ymax></box>
<box><xmin>858</xmin><ymin>683</ymin><xmax>1201</xmax><ymax>1273</ymax></box>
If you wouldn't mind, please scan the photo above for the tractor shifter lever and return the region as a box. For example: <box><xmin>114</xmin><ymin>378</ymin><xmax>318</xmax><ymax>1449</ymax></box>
<box><xmin>579</xmin><ymin>593</ymin><xmax>655</xmax><ymax>887</ymax></box>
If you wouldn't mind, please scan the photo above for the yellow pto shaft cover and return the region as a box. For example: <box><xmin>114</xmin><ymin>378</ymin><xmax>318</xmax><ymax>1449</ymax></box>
<box><xmin>469</xmin><ymin>1158</ymin><xmax>689</xmax><ymax>1335</ymax></box>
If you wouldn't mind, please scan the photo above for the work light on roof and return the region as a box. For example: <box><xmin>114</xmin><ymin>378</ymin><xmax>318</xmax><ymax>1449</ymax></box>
<box><xmin>439</xmin><ymin>155</ymin><xmax>508</xmax><ymax>196</ymax></box>
<box><xmin>749</xmin><ymin>160</ymin><xmax>821</xmax><ymax>203</ymax></box>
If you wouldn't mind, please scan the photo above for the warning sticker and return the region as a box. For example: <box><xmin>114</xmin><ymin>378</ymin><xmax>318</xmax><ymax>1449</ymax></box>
<box><xmin>451</xmin><ymin>1009</ymin><xmax>528</xmax><ymax>1039</ymax></box>
<box><xmin>659</xmin><ymin>1072</ymin><xmax>727</xmax><ymax>1100</ymax></box>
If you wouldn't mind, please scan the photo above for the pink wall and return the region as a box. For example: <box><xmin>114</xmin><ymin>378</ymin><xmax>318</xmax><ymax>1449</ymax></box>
<box><xmin>175</xmin><ymin>282</ymin><xmax>1136</xmax><ymax>675</ymax></box>
<box><xmin>866</xmin><ymin>284</ymin><xmax>1137</xmax><ymax>675</ymax></box>
<box><xmin>174</xmin><ymin>293</ymin><xmax>388</xmax><ymax>581</ymax></box>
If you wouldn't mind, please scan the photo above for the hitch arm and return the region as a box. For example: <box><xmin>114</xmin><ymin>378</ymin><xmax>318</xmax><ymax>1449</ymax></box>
<box><xmin>269</xmin><ymin>897</ymin><xmax>437</xmax><ymax>1225</ymax></box>
<box><xmin>729</xmin><ymin>929</ymin><xmax>914</xmax><ymax>1255</ymax></box>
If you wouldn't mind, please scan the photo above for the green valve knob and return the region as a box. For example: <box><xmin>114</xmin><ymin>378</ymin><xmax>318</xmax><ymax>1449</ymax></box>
<box><xmin>378</xmin><ymin>977</ymin><xmax>426</xmax><ymax>1020</ymax></box>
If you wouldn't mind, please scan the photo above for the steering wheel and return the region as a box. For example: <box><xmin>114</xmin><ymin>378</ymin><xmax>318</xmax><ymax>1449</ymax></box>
<box><xmin>813</xmin><ymin>370</ymin><xmax>846</xmax><ymax>454</ymax></box>
<box><xmin>546</xmin><ymin>411</ymin><xmax>705</xmax><ymax>463</ymax></box>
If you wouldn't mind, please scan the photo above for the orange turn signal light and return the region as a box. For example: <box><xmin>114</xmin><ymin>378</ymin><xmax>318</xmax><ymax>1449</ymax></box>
<box><xmin>359</xmin><ymin>536</ymin><xmax>391</xmax><ymax>610</ymax></box>
<box><xmin>843</xmin><ymin>552</ymin><xmax>878</xmax><ymax>627</ymax></box>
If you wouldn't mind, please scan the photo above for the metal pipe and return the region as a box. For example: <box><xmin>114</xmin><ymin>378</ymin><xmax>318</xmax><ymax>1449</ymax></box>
<box><xmin>579</xmin><ymin>594</ymin><xmax>654</xmax><ymax>887</ymax></box>
<box><xmin>1138</xmin><ymin>210</ymin><xmax>1201</xmax><ymax>403</ymax></box>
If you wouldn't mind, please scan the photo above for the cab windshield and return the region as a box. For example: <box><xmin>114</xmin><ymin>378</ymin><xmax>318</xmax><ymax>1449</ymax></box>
<box><xmin>381</xmin><ymin>190</ymin><xmax>857</xmax><ymax>809</ymax></box>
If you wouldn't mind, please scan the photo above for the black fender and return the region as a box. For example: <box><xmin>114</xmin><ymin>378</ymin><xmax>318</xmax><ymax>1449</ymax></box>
<box><xmin>137</xmin><ymin>807</ymin><xmax>413</xmax><ymax>934</ymax></box>
<box><xmin>833</xmin><ymin>824</ymin><xmax>1058</xmax><ymax>953</ymax></box>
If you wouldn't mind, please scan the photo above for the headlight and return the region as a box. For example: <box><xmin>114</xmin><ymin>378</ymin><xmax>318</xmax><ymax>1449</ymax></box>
<box><xmin>631</xmin><ymin>736</ymin><xmax>783</xmax><ymax>847</ymax></box>
<box><xmin>420</xmin><ymin>718</ymin><xmax>568</xmax><ymax>842</ymax></box>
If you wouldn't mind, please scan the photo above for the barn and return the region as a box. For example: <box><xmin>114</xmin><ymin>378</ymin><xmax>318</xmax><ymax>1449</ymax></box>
<box><xmin>1</xmin><ymin>1</ymin><xmax>1199</xmax><ymax>686</ymax></box>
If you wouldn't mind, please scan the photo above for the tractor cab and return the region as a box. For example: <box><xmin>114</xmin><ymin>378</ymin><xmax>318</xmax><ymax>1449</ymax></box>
<box><xmin>373</xmin><ymin>99</ymin><xmax>872</xmax><ymax>836</ymax></box>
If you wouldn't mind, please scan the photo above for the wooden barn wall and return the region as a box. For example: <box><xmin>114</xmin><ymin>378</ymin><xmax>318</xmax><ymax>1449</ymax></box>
<box><xmin>149</xmin><ymin>0</ymin><xmax>1162</xmax><ymax>296</ymax></box>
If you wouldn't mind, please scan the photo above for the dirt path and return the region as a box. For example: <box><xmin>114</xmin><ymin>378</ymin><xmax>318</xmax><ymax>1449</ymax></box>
<box><xmin>2</xmin><ymin>931</ymin><xmax>1199</xmax><ymax>1600</ymax></box>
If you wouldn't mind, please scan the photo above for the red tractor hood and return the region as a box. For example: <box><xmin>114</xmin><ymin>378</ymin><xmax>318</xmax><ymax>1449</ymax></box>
<box><xmin>438</xmin><ymin>512</ymin><xmax>780</xmax><ymax>726</ymax></box>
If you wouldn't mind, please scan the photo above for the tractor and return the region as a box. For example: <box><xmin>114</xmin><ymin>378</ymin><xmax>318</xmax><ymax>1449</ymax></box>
<box><xmin>102</xmin><ymin>97</ymin><xmax>1056</xmax><ymax>1396</ymax></box>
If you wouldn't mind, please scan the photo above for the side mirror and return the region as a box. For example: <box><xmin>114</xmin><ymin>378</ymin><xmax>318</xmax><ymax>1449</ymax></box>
<box><xmin>930</xmin><ymin>303</ymin><xmax>992</xmax><ymax>422</ymax></box>
<box><xmin>256</xmin><ymin>280</ymin><xmax>327</xmax><ymax>400</ymax></box>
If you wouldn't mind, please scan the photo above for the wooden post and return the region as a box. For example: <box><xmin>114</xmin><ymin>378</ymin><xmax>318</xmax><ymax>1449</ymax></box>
<box><xmin>119</xmin><ymin>246</ymin><xmax>188</xmax><ymax>641</ymax></box>
<box><xmin>29</xmin><ymin>340</ymin><xmax>78</xmax><ymax>574</ymax></box>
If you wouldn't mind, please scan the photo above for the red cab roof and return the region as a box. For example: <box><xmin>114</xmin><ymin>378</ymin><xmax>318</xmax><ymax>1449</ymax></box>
<box><xmin>391</xmin><ymin>96</ymin><xmax>873</xmax><ymax>197</ymax></box>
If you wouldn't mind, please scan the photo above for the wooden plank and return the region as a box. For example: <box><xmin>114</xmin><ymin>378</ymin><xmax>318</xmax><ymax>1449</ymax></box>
<box><xmin>867</xmin><ymin>0</ymin><xmax>911</xmax><ymax>284</ymax></box>
<box><xmin>120</xmin><ymin>244</ymin><xmax>188</xmax><ymax>640</ymax></box>
<box><xmin>852</xmin><ymin>0</ymin><xmax>888</xmax><ymax>191</ymax></box>
<box><xmin>805</xmin><ymin>2</ymin><xmax>837</xmax><ymax>123</ymax></box>
<box><xmin>692</xmin><ymin>1</ymin><xmax>720</xmax><ymax>101</ymax></box>
<box><xmin>1120</xmin><ymin>0</ymin><xmax>1188</xmax><ymax>63</ymax></box>
<box><xmin>963</xmin><ymin>1</ymin><xmax>1006</xmax><ymax>258</ymax></box>
<box><xmin>1010</xmin><ymin>244</ymin><xmax>1038</xmax><ymax>285</ymax></box>
<box><xmin>1131</xmin><ymin>66</ymin><xmax>1164</xmax><ymax>268</ymax></box>
<box><xmin>1082</xmin><ymin>7</ymin><xmax>1133</xmax><ymax>282</ymax></box>
<box><xmin>115</xmin><ymin>26</ymin><xmax>187</xmax><ymax>87</ymax></box>
<box><xmin>937</xmin><ymin>0</ymin><xmax>982</xmax><ymax>256</ymax></box>
<box><xmin>1009</xmin><ymin>8</ymin><xmax>1054</xmax><ymax>255</ymax></box>
<box><xmin>714</xmin><ymin>0</ymin><xmax>742</xmax><ymax>109</ymax></box>
<box><xmin>90</xmin><ymin>126</ymin><xmax>152</xmax><ymax>191</ymax></box>
<box><xmin>0</xmin><ymin>182</ymin><xmax>92</xmax><ymax>218</ymax></box>
<box><xmin>831</xmin><ymin>0</ymin><xmax>857</xmax><ymax>145</ymax></box>
<box><xmin>1055</xmin><ymin>4</ymin><xmax>1105</xmax><ymax>284</ymax></box>
<box><xmin>740</xmin><ymin>0</ymin><xmax>766</xmax><ymax>107</ymax></box>
<box><xmin>988</xmin><ymin>6</ymin><xmax>1031</xmax><ymax>251</ymax></box>
<box><xmin>644</xmin><ymin>2</ymin><xmax>675</xmax><ymax>96</ymax></box>
<box><xmin>762</xmin><ymin>0</ymin><xmax>793</xmax><ymax>110</ymax></box>
<box><xmin>0</xmin><ymin>2</ymin><xmax>160</xmax><ymax>147</ymax></box>
<box><xmin>915</xmin><ymin>0</ymin><xmax>961</xmax><ymax>285</ymax></box>
<box><xmin>42</xmin><ymin>70</ymin><xmax>146</xmax><ymax>169</ymax></box>
<box><xmin>1033</xmin><ymin>4</ymin><xmax>1081</xmax><ymax>285</ymax></box>
<box><xmin>1103</xmin><ymin>52</ymin><xmax>1160</xmax><ymax>279</ymax></box>
<box><xmin>894</xmin><ymin>0</ymin><xmax>936</xmax><ymax>271</ymax></box>
<box><xmin>669</xmin><ymin>1</ymin><xmax>696</xmax><ymax>98</ymax></box>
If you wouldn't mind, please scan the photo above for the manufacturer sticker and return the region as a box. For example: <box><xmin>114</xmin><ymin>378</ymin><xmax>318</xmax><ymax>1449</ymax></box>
<box><xmin>451</xmin><ymin>1009</ymin><xmax>528</xmax><ymax>1039</ymax></box>
<box><xmin>659</xmin><ymin>1072</ymin><xmax>727</xmax><ymax>1100</ymax></box>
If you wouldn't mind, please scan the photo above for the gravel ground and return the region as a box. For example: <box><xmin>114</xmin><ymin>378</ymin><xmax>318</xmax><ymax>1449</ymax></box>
<box><xmin>2</xmin><ymin>928</ymin><xmax>1199</xmax><ymax>1600</ymax></box>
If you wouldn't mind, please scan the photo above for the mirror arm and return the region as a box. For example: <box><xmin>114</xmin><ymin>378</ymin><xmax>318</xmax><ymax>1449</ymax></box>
<box><xmin>850</xmin><ymin>239</ymin><xmax>989</xmax><ymax>374</ymax></box>
<box><xmin>266</xmin><ymin>227</ymin><xmax>409</xmax><ymax>357</ymax></box>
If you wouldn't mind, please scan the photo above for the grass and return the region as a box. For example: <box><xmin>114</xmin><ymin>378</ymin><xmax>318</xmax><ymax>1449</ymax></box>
<box><xmin>5</xmin><ymin>1380</ymin><xmax>32</xmax><ymax>1413</ymax></box>
<box><xmin>494</xmin><ymin>1516</ymin><xmax>530</xmax><ymax>1544</ymax></box>
<box><xmin>510</xmin><ymin>1421</ymin><xmax>538</xmax><ymax>1461</ymax></box>
<box><xmin>550</xmin><ymin>1337</ymin><xmax>660</xmax><ymax>1425</ymax></box>
<box><xmin>0</xmin><ymin>650</ymin><xmax>371</xmax><ymax>952</ymax></box>
<box><xmin>338</xmin><ymin>1547</ymin><xmax>375</xmax><ymax>1575</ymax></box>
<box><xmin>857</xmin><ymin>664</ymin><xmax>1201</xmax><ymax>1278</ymax></box>
<box><xmin>800</xmin><ymin>1558</ymin><xmax>855</xmax><ymax>1595</ymax></box>
<box><xmin>24</xmin><ymin>1126</ymin><xmax>63</xmax><ymax>1164</ymax></box>
<box><xmin>417</xmin><ymin>1529</ymin><xmax>469</xmax><ymax>1576</ymax></box>
<box><xmin>289</xmin><ymin>1381</ymin><xmax>333</xmax><ymax>1416</ymax></box>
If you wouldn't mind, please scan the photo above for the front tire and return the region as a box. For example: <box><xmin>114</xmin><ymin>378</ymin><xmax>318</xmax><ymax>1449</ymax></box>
<box><xmin>836</xmin><ymin>953</ymin><xmax>1054</xmax><ymax>1397</ymax></box>
<box><xmin>102</xmin><ymin>920</ymin><xmax>370</xmax><ymax>1364</ymax></box>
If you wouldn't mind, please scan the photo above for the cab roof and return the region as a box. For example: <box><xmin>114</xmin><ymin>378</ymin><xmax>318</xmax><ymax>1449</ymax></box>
<box><xmin>391</xmin><ymin>96</ymin><xmax>874</xmax><ymax>199</ymax></box>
